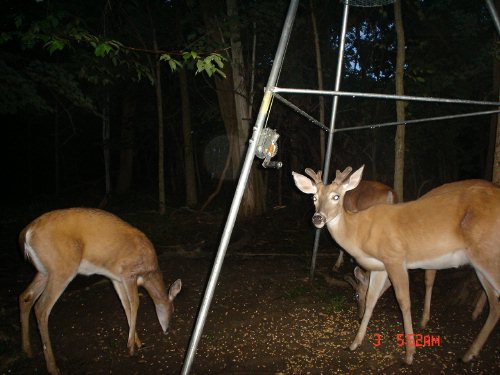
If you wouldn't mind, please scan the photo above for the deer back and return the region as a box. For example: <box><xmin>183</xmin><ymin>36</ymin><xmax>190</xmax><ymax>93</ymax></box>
<box><xmin>22</xmin><ymin>208</ymin><xmax>161</xmax><ymax>278</ymax></box>
<box><xmin>344</xmin><ymin>180</ymin><xmax>398</xmax><ymax>212</ymax></box>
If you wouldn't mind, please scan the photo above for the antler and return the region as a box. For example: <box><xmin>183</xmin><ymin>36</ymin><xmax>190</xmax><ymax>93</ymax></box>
<box><xmin>334</xmin><ymin>166</ymin><xmax>353</xmax><ymax>184</ymax></box>
<box><xmin>305</xmin><ymin>168</ymin><xmax>323</xmax><ymax>184</ymax></box>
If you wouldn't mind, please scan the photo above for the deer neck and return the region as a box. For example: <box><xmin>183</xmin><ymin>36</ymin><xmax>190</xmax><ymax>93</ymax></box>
<box><xmin>141</xmin><ymin>270</ymin><xmax>170</xmax><ymax>305</ymax></box>
<box><xmin>327</xmin><ymin>208</ymin><xmax>384</xmax><ymax>269</ymax></box>
<box><xmin>325</xmin><ymin>199</ymin><xmax>354</xmax><ymax>243</ymax></box>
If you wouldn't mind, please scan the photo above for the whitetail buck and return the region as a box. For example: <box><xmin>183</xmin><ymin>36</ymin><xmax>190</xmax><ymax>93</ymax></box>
<box><xmin>341</xmin><ymin>175</ymin><xmax>489</xmax><ymax>328</ymax></box>
<box><xmin>293</xmin><ymin>166</ymin><xmax>499</xmax><ymax>364</ymax></box>
<box><xmin>305</xmin><ymin>168</ymin><xmax>397</xmax><ymax>271</ymax></box>
<box><xmin>19</xmin><ymin>208</ymin><xmax>182</xmax><ymax>375</ymax></box>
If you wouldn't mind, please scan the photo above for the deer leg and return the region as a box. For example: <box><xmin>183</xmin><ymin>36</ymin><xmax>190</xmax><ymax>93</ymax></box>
<box><xmin>386</xmin><ymin>263</ymin><xmax>415</xmax><ymax>365</ymax></box>
<box><xmin>420</xmin><ymin>269</ymin><xmax>436</xmax><ymax>329</ymax></box>
<box><xmin>34</xmin><ymin>272</ymin><xmax>76</xmax><ymax>375</ymax></box>
<box><xmin>349</xmin><ymin>270</ymin><xmax>388</xmax><ymax>351</ymax></box>
<box><xmin>123</xmin><ymin>277</ymin><xmax>140</xmax><ymax>356</ymax></box>
<box><xmin>462</xmin><ymin>271</ymin><xmax>499</xmax><ymax>362</ymax></box>
<box><xmin>19</xmin><ymin>272</ymin><xmax>47</xmax><ymax>357</ymax></box>
<box><xmin>332</xmin><ymin>250</ymin><xmax>344</xmax><ymax>272</ymax></box>
<box><xmin>111</xmin><ymin>280</ymin><xmax>142</xmax><ymax>350</ymax></box>
<box><xmin>471</xmin><ymin>291</ymin><xmax>486</xmax><ymax>321</ymax></box>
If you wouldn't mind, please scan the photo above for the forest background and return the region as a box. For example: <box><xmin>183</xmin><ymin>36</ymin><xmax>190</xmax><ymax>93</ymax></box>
<box><xmin>1</xmin><ymin>0</ymin><xmax>499</xmax><ymax>216</ymax></box>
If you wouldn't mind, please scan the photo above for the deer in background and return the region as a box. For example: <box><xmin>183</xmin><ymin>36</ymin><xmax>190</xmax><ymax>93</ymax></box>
<box><xmin>19</xmin><ymin>208</ymin><xmax>182</xmax><ymax>375</ymax></box>
<box><xmin>293</xmin><ymin>166</ymin><xmax>499</xmax><ymax>364</ymax></box>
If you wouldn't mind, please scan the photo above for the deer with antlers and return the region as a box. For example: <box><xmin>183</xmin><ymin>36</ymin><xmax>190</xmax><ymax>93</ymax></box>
<box><xmin>19</xmin><ymin>208</ymin><xmax>182</xmax><ymax>375</ymax></box>
<box><xmin>304</xmin><ymin>168</ymin><xmax>397</xmax><ymax>272</ymax></box>
<box><xmin>337</xmin><ymin>172</ymin><xmax>489</xmax><ymax>328</ymax></box>
<box><xmin>293</xmin><ymin>166</ymin><xmax>499</xmax><ymax>364</ymax></box>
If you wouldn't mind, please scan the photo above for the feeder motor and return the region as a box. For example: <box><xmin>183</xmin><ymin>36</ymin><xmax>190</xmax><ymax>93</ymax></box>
<box><xmin>255</xmin><ymin>128</ymin><xmax>282</xmax><ymax>168</ymax></box>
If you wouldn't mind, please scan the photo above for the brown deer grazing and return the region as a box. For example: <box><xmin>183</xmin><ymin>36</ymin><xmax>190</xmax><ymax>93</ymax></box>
<box><xmin>19</xmin><ymin>208</ymin><xmax>182</xmax><ymax>375</ymax></box>
<box><xmin>293</xmin><ymin>166</ymin><xmax>499</xmax><ymax>364</ymax></box>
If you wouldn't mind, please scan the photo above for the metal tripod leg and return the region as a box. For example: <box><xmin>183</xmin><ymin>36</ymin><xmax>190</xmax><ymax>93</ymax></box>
<box><xmin>310</xmin><ymin>1</ymin><xmax>350</xmax><ymax>281</ymax></box>
<box><xmin>180</xmin><ymin>1</ymin><xmax>300</xmax><ymax>373</ymax></box>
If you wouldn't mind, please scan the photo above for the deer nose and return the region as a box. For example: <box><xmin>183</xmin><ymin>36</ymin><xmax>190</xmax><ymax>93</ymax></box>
<box><xmin>312</xmin><ymin>213</ymin><xmax>326</xmax><ymax>228</ymax></box>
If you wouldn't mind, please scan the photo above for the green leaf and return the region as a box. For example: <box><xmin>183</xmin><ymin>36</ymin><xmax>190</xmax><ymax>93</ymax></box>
<box><xmin>168</xmin><ymin>59</ymin><xmax>179</xmax><ymax>72</ymax></box>
<box><xmin>213</xmin><ymin>55</ymin><xmax>224</xmax><ymax>68</ymax></box>
<box><xmin>196</xmin><ymin>59</ymin><xmax>204</xmax><ymax>73</ymax></box>
<box><xmin>95</xmin><ymin>43</ymin><xmax>112</xmax><ymax>57</ymax></box>
<box><xmin>45</xmin><ymin>39</ymin><xmax>65</xmax><ymax>54</ymax></box>
<box><xmin>0</xmin><ymin>32</ymin><xmax>13</xmax><ymax>44</ymax></box>
<box><xmin>14</xmin><ymin>15</ymin><xmax>23</xmax><ymax>28</ymax></box>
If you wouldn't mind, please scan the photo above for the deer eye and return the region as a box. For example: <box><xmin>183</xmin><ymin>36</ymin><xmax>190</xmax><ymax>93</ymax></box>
<box><xmin>313</xmin><ymin>195</ymin><xmax>318</xmax><ymax>202</ymax></box>
<box><xmin>332</xmin><ymin>194</ymin><xmax>340</xmax><ymax>201</ymax></box>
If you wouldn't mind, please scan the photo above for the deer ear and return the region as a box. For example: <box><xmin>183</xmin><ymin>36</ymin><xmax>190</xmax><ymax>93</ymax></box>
<box><xmin>344</xmin><ymin>274</ymin><xmax>357</xmax><ymax>290</ymax></box>
<box><xmin>344</xmin><ymin>165</ymin><xmax>364</xmax><ymax>191</ymax></box>
<box><xmin>169</xmin><ymin>279</ymin><xmax>182</xmax><ymax>301</ymax></box>
<box><xmin>354</xmin><ymin>266</ymin><xmax>368</xmax><ymax>284</ymax></box>
<box><xmin>292</xmin><ymin>172</ymin><xmax>318</xmax><ymax>194</ymax></box>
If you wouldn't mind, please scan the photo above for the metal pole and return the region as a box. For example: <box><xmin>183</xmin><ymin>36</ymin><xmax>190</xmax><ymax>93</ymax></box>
<box><xmin>485</xmin><ymin>0</ymin><xmax>500</xmax><ymax>36</ymax></box>
<box><xmin>273</xmin><ymin>92</ymin><xmax>500</xmax><ymax>133</ymax></box>
<box><xmin>180</xmin><ymin>1</ymin><xmax>300</xmax><ymax>373</ymax></box>
<box><xmin>273</xmin><ymin>87</ymin><xmax>500</xmax><ymax>106</ymax></box>
<box><xmin>336</xmin><ymin>108</ymin><xmax>500</xmax><ymax>132</ymax></box>
<box><xmin>310</xmin><ymin>1</ymin><xmax>350</xmax><ymax>281</ymax></box>
<box><xmin>273</xmin><ymin>93</ymin><xmax>330</xmax><ymax>131</ymax></box>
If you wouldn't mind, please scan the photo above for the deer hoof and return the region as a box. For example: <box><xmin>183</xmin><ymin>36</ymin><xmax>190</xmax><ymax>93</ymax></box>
<box><xmin>462</xmin><ymin>351</ymin><xmax>476</xmax><ymax>363</ymax></box>
<box><xmin>349</xmin><ymin>342</ymin><xmax>360</xmax><ymax>351</ymax></box>
<box><xmin>22</xmin><ymin>345</ymin><xmax>33</xmax><ymax>358</ymax></box>
<box><xmin>47</xmin><ymin>364</ymin><xmax>61</xmax><ymax>375</ymax></box>
<box><xmin>404</xmin><ymin>353</ymin><xmax>414</xmax><ymax>365</ymax></box>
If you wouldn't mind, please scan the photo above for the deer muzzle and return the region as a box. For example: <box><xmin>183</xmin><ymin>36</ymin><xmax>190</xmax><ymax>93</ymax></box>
<box><xmin>312</xmin><ymin>213</ymin><xmax>326</xmax><ymax>228</ymax></box>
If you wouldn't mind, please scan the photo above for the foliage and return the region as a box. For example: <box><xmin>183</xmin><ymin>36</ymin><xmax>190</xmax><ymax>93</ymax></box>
<box><xmin>1</xmin><ymin>0</ymin><xmax>496</xmax><ymax>206</ymax></box>
<box><xmin>0</xmin><ymin>0</ymin><xmax>226</xmax><ymax>116</ymax></box>
<box><xmin>0</xmin><ymin>59</ymin><xmax>51</xmax><ymax>113</ymax></box>
<box><xmin>161</xmin><ymin>51</ymin><xmax>226</xmax><ymax>77</ymax></box>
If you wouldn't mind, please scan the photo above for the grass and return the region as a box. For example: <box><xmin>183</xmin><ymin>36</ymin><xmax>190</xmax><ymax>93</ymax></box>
<box><xmin>282</xmin><ymin>285</ymin><xmax>311</xmax><ymax>300</ymax></box>
<box><xmin>282</xmin><ymin>283</ymin><xmax>348</xmax><ymax>313</ymax></box>
<box><xmin>323</xmin><ymin>295</ymin><xmax>347</xmax><ymax>314</ymax></box>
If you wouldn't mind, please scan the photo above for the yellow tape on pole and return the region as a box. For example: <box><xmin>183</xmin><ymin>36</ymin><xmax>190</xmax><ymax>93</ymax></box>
<box><xmin>259</xmin><ymin>91</ymin><xmax>272</xmax><ymax>116</ymax></box>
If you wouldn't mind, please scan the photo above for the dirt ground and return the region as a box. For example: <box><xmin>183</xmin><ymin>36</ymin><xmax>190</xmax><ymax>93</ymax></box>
<box><xmin>0</xmin><ymin>206</ymin><xmax>498</xmax><ymax>374</ymax></box>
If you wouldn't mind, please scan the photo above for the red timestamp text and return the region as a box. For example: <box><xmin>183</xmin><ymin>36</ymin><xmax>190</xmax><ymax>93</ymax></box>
<box><xmin>372</xmin><ymin>333</ymin><xmax>441</xmax><ymax>347</ymax></box>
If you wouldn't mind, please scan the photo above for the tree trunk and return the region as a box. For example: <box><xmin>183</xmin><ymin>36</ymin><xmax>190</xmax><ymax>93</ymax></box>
<box><xmin>200</xmin><ymin>1</ymin><xmax>265</xmax><ymax>216</ymax></box>
<box><xmin>214</xmin><ymin>66</ymin><xmax>239</xmax><ymax>178</ymax></box>
<box><xmin>153</xmin><ymin>35</ymin><xmax>166</xmax><ymax>215</ymax></box>
<box><xmin>99</xmin><ymin>92</ymin><xmax>111</xmax><ymax>208</ymax></box>
<box><xmin>54</xmin><ymin>106</ymin><xmax>60</xmax><ymax>196</ymax></box>
<box><xmin>393</xmin><ymin>0</ymin><xmax>406</xmax><ymax>200</ymax></box>
<box><xmin>179</xmin><ymin>67</ymin><xmax>198</xmax><ymax>207</ymax></box>
<box><xmin>493</xmin><ymin>88</ymin><xmax>500</xmax><ymax>185</ymax></box>
<box><xmin>174</xmin><ymin>9</ymin><xmax>197</xmax><ymax>207</ymax></box>
<box><xmin>115</xmin><ymin>89</ymin><xmax>136</xmax><ymax>195</ymax></box>
<box><xmin>487</xmin><ymin>4</ymin><xmax>500</xmax><ymax>183</ymax></box>
<box><xmin>227</xmin><ymin>0</ymin><xmax>250</xmax><ymax>154</ymax></box>
<box><xmin>226</xmin><ymin>0</ymin><xmax>265</xmax><ymax>216</ymax></box>
<box><xmin>310</xmin><ymin>0</ymin><xmax>326</xmax><ymax>166</ymax></box>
